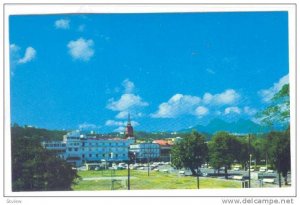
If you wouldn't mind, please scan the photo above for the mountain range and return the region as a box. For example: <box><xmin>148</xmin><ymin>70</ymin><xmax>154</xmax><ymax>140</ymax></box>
<box><xmin>180</xmin><ymin>118</ymin><xmax>271</xmax><ymax>135</ymax></box>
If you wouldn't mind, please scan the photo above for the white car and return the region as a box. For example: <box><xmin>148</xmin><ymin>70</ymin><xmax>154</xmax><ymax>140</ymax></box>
<box><xmin>259</xmin><ymin>167</ymin><xmax>267</xmax><ymax>172</ymax></box>
<box><xmin>266</xmin><ymin>169</ymin><xmax>274</xmax><ymax>173</ymax></box>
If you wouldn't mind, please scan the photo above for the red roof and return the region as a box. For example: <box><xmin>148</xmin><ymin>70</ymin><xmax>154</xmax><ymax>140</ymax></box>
<box><xmin>153</xmin><ymin>140</ymin><xmax>173</xmax><ymax>146</ymax></box>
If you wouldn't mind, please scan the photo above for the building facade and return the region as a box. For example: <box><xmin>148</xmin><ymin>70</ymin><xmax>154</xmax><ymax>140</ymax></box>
<box><xmin>129</xmin><ymin>143</ymin><xmax>160</xmax><ymax>162</ymax></box>
<box><xmin>42</xmin><ymin>115</ymin><xmax>144</xmax><ymax>167</ymax></box>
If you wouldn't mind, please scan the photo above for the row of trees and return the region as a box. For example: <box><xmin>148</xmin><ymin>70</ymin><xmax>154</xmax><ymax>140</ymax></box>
<box><xmin>171</xmin><ymin>129</ymin><xmax>290</xmax><ymax>185</ymax></box>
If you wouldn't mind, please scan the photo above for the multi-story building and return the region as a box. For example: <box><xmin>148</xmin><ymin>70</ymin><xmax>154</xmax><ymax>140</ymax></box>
<box><xmin>129</xmin><ymin>143</ymin><xmax>160</xmax><ymax>162</ymax></box>
<box><xmin>42</xmin><ymin>114</ymin><xmax>140</xmax><ymax>167</ymax></box>
<box><xmin>152</xmin><ymin>139</ymin><xmax>174</xmax><ymax>162</ymax></box>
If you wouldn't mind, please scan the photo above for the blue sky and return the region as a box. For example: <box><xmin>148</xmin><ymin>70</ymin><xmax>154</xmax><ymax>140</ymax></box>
<box><xmin>9</xmin><ymin>12</ymin><xmax>289</xmax><ymax>132</ymax></box>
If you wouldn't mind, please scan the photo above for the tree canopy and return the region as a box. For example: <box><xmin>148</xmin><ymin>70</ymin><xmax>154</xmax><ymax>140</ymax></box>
<box><xmin>256</xmin><ymin>84</ymin><xmax>290</xmax><ymax>128</ymax></box>
<box><xmin>171</xmin><ymin>131</ymin><xmax>208</xmax><ymax>175</ymax></box>
<box><xmin>208</xmin><ymin>132</ymin><xmax>247</xmax><ymax>178</ymax></box>
<box><xmin>11</xmin><ymin>125</ymin><xmax>79</xmax><ymax>191</ymax></box>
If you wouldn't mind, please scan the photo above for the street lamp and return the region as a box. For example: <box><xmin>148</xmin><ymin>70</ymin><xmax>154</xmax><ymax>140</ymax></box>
<box><xmin>127</xmin><ymin>147</ymin><xmax>131</xmax><ymax>190</ymax></box>
<box><xmin>196</xmin><ymin>155</ymin><xmax>201</xmax><ymax>189</ymax></box>
<box><xmin>248</xmin><ymin>134</ymin><xmax>251</xmax><ymax>188</ymax></box>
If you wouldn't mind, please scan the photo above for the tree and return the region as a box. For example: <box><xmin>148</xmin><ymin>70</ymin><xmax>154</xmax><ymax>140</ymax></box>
<box><xmin>11</xmin><ymin>126</ymin><xmax>79</xmax><ymax>191</ymax></box>
<box><xmin>256</xmin><ymin>84</ymin><xmax>289</xmax><ymax>129</ymax></box>
<box><xmin>266</xmin><ymin>128</ymin><xmax>291</xmax><ymax>187</ymax></box>
<box><xmin>171</xmin><ymin>131</ymin><xmax>208</xmax><ymax>176</ymax></box>
<box><xmin>208</xmin><ymin>132</ymin><xmax>242</xmax><ymax>179</ymax></box>
<box><xmin>256</xmin><ymin>84</ymin><xmax>291</xmax><ymax>186</ymax></box>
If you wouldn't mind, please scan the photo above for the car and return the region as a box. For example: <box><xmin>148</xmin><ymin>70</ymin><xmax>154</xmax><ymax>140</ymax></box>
<box><xmin>266</xmin><ymin>169</ymin><xmax>274</xmax><ymax>173</ymax></box>
<box><xmin>233</xmin><ymin>167</ymin><xmax>240</xmax><ymax>171</ymax></box>
<box><xmin>178</xmin><ymin>170</ymin><xmax>185</xmax><ymax>175</ymax></box>
<box><xmin>259</xmin><ymin>167</ymin><xmax>267</xmax><ymax>172</ymax></box>
<box><xmin>201</xmin><ymin>172</ymin><xmax>208</xmax><ymax>177</ymax></box>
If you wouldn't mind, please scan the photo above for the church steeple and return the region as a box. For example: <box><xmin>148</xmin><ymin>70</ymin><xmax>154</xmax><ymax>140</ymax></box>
<box><xmin>125</xmin><ymin>113</ymin><xmax>135</xmax><ymax>142</ymax></box>
<box><xmin>127</xmin><ymin>113</ymin><xmax>131</xmax><ymax>125</ymax></box>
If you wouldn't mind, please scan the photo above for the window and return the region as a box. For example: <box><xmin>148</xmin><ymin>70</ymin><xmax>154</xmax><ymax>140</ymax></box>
<box><xmin>115</xmin><ymin>154</ymin><xmax>118</xmax><ymax>158</ymax></box>
<box><xmin>89</xmin><ymin>154</ymin><xmax>92</xmax><ymax>157</ymax></box>
<box><xmin>96</xmin><ymin>154</ymin><xmax>98</xmax><ymax>157</ymax></box>
<box><xmin>68</xmin><ymin>148</ymin><xmax>72</xmax><ymax>151</ymax></box>
<box><xmin>102</xmin><ymin>154</ymin><xmax>105</xmax><ymax>157</ymax></box>
<box><xmin>82</xmin><ymin>154</ymin><xmax>85</xmax><ymax>158</ymax></box>
<box><xmin>74</xmin><ymin>148</ymin><xmax>78</xmax><ymax>152</ymax></box>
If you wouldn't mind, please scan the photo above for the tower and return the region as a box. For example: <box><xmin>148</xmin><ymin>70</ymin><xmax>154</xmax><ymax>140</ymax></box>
<box><xmin>125</xmin><ymin>113</ymin><xmax>135</xmax><ymax>142</ymax></box>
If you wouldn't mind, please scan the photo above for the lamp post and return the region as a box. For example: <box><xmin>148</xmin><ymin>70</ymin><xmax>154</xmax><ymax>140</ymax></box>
<box><xmin>127</xmin><ymin>147</ymin><xmax>131</xmax><ymax>190</ymax></box>
<box><xmin>248</xmin><ymin>134</ymin><xmax>251</xmax><ymax>188</ymax></box>
<box><xmin>197</xmin><ymin>167</ymin><xmax>200</xmax><ymax>189</ymax></box>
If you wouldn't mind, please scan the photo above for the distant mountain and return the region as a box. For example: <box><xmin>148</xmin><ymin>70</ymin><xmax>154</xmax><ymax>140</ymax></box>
<box><xmin>180</xmin><ymin>118</ymin><xmax>271</xmax><ymax>135</ymax></box>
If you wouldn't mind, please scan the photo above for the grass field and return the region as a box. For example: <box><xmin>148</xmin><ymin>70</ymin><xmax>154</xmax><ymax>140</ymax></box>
<box><xmin>72</xmin><ymin>169</ymin><xmax>241</xmax><ymax>190</ymax></box>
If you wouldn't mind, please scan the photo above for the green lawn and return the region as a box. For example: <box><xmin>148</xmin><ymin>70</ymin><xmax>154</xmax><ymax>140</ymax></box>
<box><xmin>72</xmin><ymin>170</ymin><xmax>241</xmax><ymax>190</ymax></box>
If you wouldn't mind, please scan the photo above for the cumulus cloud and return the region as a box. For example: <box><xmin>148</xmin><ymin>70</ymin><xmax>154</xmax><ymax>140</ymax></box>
<box><xmin>55</xmin><ymin>19</ymin><xmax>70</xmax><ymax>29</ymax></box>
<box><xmin>224</xmin><ymin>106</ymin><xmax>241</xmax><ymax>115</ymax></box>
<box><xmin>259</xmin><ymin>74</ymin><xmax>289</xmax><ymax>103</ymax></box>
<box><xmin>107</xmin><ymin>94</ymin><xmax>148</xmax><ymax>112</ymax></box>
<box><xmin>67</xmin><ymin>38</ymin><xmax>94</xmax><ymax>61</ymax></box>
<box><xmin>18</xmin><ymin>47</ymin><xmax>36</xmax><ymax>64</ymax></box>
<box><xmin>151</xmin><ymin>94</ymin><xmax>201</xmax><ymax>118</ymax></box>
<box><xmin>195</xmin><ymin>106</ymin><xmax>209</xmax><ymax>117</ymax></box>
<box><xmin>114</xmin><ymin>126</ymin><xmax>125</xmax><ymax>133</ymax></box>
<box><xmin>243</xmin><ymin>106</ymin><xmax>257</xmax><ymax>116</ymax></box>
<box><xmin>122</xmin><ymin>79</ymin><xmax>135</xmax><ymax>93</ymax></box>
<box><xmin>105</xmin><ymin>120</ymin><xmax>139</xmax><ymax>127</ymax></box>
<box><xmin>10</xmin><ymin>44</ymin><xmax>36</xmax><ymax>65</ymax></box>
<box><xmin>203</xmin><ymin>89</ymin><xmax>240</xmax><ymax>105</ymax></box>
<box><xmin>78</xmin><ymin>123</ymin><xmax>99</xmax><ymax>130</ymax></box>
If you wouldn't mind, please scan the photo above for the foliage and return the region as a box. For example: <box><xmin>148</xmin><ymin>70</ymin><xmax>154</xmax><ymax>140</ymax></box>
<box><xmin>256</xmin><ymin>84</ymin><xmax>290</xmax><ymax>128</ymax></box>
<box><xmin>171</xmin><ymin>131</ymin><xmax>208</xmax><ymax>175</ymax></box>
<box><xmin>11</xmin><ymin>123</ymin><xmax>67</xmax><ymax>141</ymax></box>
<box><xmin>265</xmin><ymin>128</ymin><xmax>291</xmax><ymax>185</ymax></box>
<box><xmin>208</xmin><ymin>132</ymin><xmax>245</xmax><ymax>178</ymax></box>
<box><xmin>11</xmin><ymin>125</ymin><xmax>78</xmax><ymax>191</ymax></box>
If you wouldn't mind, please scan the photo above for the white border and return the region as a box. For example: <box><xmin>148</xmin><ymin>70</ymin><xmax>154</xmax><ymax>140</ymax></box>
<box><xmin>2</xmin><ymin>2</ymin><xmax>297</xmax><ymax>198</ymax></box>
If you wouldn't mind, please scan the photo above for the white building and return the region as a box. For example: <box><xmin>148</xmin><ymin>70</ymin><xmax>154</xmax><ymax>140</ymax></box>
<box><xmin>42</xmin><ymin>130</ymin><xmax>135</xmax><ymax>167</ymax></box>
<box><xmin>129</xmin><ymin>143</ymin><xmax>160</xmax><ymax>162</ymax></box>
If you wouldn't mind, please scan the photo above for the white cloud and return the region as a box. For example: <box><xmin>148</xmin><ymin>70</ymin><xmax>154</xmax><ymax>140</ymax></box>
<box><xmin>105</xmin><ymin>120</ymin><xmax>139</xmax><ymax>127</ymax></box>
<box><xmin>55</xmin><ymin>19</ymin><xmax>70</xmax><ymax>29</ymax></box>
<box><xmin>10</xmin><ymin>44</ymin><xmax>36</xmax><ymax>65</ymax></box>
<box><xmin>10</xmin><ymin>44</ymin><xmax>20</xmax><ymax>54</ymax></box>
<box><xmin>243</xmin><ymin>106</ymin><xmax>257</xmax><ymax>116</ymax></box>
<box><xmin>122</xmin><ymin>79</ymin><xmax>135</xmax><ymax>93</ymax></box>
<box><xmin>151</xmin><ymin>94</ymin><xmax>201</xmax><ymax>118</ymax></box>
<box><xmin>18</xmin><ymin>47</ymin><xmax>36</xmax><ymax>64</ymax></box>
<box><xmin>195</xmin><ymin>106</ymin><xmax>209</xmax><ymax>117</ymax></box>
<box><xmin>67</xmin><ymin>38</ymin><xmax>94</xmax><ymax>61</ymax></box>
<box><xmin>259</xmin><ymin>74</ymin><xmax>289</xmax><ymax>103</ymax></box>
<box><xmin>203</xmin><ymin>89</ymin><xmax>240</xmax><ymax>105</ymax></box>
<box><xmin>115</xmin><ymin>111</ymin><xmax>129</xmax><ymax>119</ymax></box>
<box><xmin>78</xmin><ymin>123</ymin><xmax>98</xmax><ymax>130</ymax></box>
<box><xmin>224</xmin><ymin>106</ymin><xmax>241</xmax><ymax>115</ymax></box>
<box><xmin>107</xmin><ymin>93</ymin><xmax>148</xmax><ymax>112</ymax></box>
<box><xmin>206</xmin><ymin>68</ymin><xmax>215</xmax><ymax>74</ymax></box>
<box><xmin>114</xmin><ymin>126</ymin><xmax>125</xmax><ymax>133</ymax></box>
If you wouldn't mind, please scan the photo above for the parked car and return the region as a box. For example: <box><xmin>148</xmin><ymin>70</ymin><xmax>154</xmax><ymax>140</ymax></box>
<box><xmin>259</xmin><ymin>167</ymin><xmax>267</xmax><ymax>172</ymax></box>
